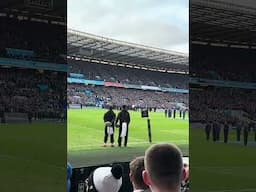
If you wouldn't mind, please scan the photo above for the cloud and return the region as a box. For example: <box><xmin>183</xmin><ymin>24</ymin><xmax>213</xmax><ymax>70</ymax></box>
<box><xmin>68</xmin><ymin>0</ymin><xmax>188</xmax><ymax>53</ymax></box>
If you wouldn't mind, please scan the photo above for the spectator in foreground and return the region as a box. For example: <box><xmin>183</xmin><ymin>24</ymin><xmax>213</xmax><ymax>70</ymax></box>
<box><xmin>67</xmin><ymin>162</ymin><xmax>72</xmax><ymax>192</ymax></box>
<box><xmin>142</xmin><ymin>143</ymin><xmax>185</xmax><ymax>192</ymax></box>
<box><xmin>181</xmin><ymin>163</ymin><xmax>189</xmax><ymax>192</ymax></box>
<box><xmin>129</xmin><ymin>156</ymin><xmax>149</xmax><ymax>192</ymax></box>
<box><xmin>85</xmin><ymin>164</ymin><xmax>123</xmax><ymax>192</ymax></box>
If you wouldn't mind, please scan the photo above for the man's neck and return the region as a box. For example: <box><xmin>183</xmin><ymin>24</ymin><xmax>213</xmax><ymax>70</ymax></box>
<box><xmin>133</xmin><ymin>189</ymin><xmax>144</xmax><ymax>192</ymax></box>
<box><xmin>150</xmin><ymin>186</ymin><xmax>179</xmax><ymax>192</ymax></box>
<box><xmin>133</xmin><ymin>184</ymin><xmax>146</xmax><ymax>192</ymax></box>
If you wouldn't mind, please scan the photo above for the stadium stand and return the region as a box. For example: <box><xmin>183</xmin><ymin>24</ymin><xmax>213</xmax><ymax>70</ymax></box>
<box><xmin>190</xmin><ymin>0</ymin><xmax>256</xmax><ymax>124</ymax></box>
<box><xmin>0</xmin><ymin>67</ymin><xmax>66</xmax><ymax>122</ymax></box>
<box><xmin>190</xmin><ymin>0</ymin><xmax>256</xmax><ymax>83</ymax></box>
<box><xmin>0</xmin><ymin>4</ymin><xmax>67</xmax><ymax>122</ymax></box>
<box><xmin>0</xmin><ymin>16</ymin><xmax>66</xmax><ymax>64</ymax></box>
<box><xmin>67</xmin><ymin>29</ymin><xmax>189</xmax><ymax>111</ymax></box>
<box><xmin>67</xmin><ymin>58</ymin><xmax>188</xmax><ymax>110</ymax></box>
<box><xmin>190</xmin><ymin>86</ymin><xmax>256</xmax><ymax>123</ymax></box>
<box><xmin>67</xmin><ymin>84</ymin><xmax>188</xmax><ymax>109</ymax></box>
<box><xmin>69</xmin><ymin>60</ymin><xmax>188</xmax><ymax>89</ymax></box>
<box><xmin>191</xmin><ymin>45</ymin><xmax>256</xmax><ymax>82</ymax></box>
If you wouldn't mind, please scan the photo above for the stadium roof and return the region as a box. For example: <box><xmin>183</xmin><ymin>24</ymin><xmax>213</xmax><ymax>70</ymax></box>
<box><xmin>191</xmin><ymin>0</ymin><xmax>256</xmax><ymax>48</ymax></box>
<box><xmin>67</xmin><ymin>29</ymin><xmax>188</xmax><ymax>74</ymax></box>
<box><xmin>0</xmin><ymin>0</ymin><xmax>66</xmax><ymax>23</ymax></box>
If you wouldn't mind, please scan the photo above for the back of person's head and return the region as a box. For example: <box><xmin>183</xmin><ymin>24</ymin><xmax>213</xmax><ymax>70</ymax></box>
<box><xmin>129</xmin><ymin>156</ymin><xmax>148</xmax><ymax>190</ymax></box>
<box><xmin>122</xmin><ymin>105</ymin><xmax>127</xmax><ymax>110</ymax></box>
<box><xmin>109</xmin><ymin>106</ymin><xmax>113</xmax><ymax>111</ymax></box>
<box><xmin>85</xmin><ymin>164</ymin><xmax>123</xmax><ymax>192</ymax></box>
<box><xmin>67</xmin><ymin>162</ymin><xmax>72</xmax><ymax>192</ymax></box>
<box><xmin>143</xmin><ymin>143</ymin><xmax>184</xmax><ymax>192</ymax></box>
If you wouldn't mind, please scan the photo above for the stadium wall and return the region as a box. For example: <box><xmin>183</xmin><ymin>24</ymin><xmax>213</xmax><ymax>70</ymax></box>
<box><xmin>191</xmin><ymin>77</ymin><xmax>256</xmax><ymax>89</ymax></box>
<box><xmin>67</xmin><ymin>77</ymin><xmax>189</xmax><ymax>93</ymax></box>
<box><xmin>0</xmin><ymin>57</ymin><xmax>67</xmax><ymax>71</ymax></box>
<box><xmin>3</xmin><ymin>112</ymin><xmax>28</xmax><ymax>123</ymax></box>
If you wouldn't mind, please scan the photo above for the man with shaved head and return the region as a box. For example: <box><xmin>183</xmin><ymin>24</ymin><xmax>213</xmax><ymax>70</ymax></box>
<box><xmin>142</xmin><ymin>143</ymin><xmax>185</xmax><ymax>192</ymax></box>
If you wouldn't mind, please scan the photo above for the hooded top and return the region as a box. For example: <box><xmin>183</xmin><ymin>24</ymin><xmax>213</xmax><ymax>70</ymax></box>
<box><xmin>93</xmin><ymin>165</ymin><xmax>122</xmax><ymax>192</ymax></box>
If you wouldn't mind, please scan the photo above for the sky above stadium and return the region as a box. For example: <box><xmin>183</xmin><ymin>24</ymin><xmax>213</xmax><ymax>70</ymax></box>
<box><xmin>68</xmin><ymin>0</ymin><xmax>188</xmax><ymax>54</ymax></box>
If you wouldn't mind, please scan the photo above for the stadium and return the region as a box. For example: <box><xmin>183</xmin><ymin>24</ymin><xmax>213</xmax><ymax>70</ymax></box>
<box><xmin>67</xmin><ymin>28</ymin><xmax>189</xmax><ymax>191</ymax></box>
<box><xmin>190</xmin><ymin>0</ymin><xmax>256</xmax><ymax>191</ymax></box>
<box><xmin>0</xmin><ymin>1</ymin><xmax>67</xmax><ymax>191</ymax></box>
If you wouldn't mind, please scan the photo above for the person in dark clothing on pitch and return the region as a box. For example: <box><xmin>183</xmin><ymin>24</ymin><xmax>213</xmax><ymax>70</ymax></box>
<box><xmin>253</xmin><ymin>125</ymin><xmax>256</xmax><ymax>142</ymax></box>
<box><xmin>173</xmin><ymin>109</ymin><xmax>176</xmax><ymax>119</ymax></box>
<box><xmin>248</xmin><ymin>120</ymin><xmax>256</xmax><ymax>143</ymax></box>
<box><xmin>223</xmin><ymin>121</ymin><xmax>229</xmax><ymax>143</ymax></box>
<box><xmin>28</xmin><ymin>112</ymin><xmax>33</xmax><ymax>123</ymax></box>
<box><xmin>103</xmin><ymin>106</ymin><xmax>116</xmax><ymax>147</ymax></box>
<box><xmin>212</xmin><ymin>121</ymin><xmax>217</xmax><ymax>142</ymax></box>
<box><xmin>205</xmin><ymin>121</ymin><xmax>211</xmax><ymax>141</ymax></box>
<box><xmin>252</xmin><ymin>121</ymin><xmax>256</xmax><ymax>142</ymax></box>
<box><xmin>116</xmin><ymin>105</ymin><xmax>131</xmax><ymax>147</ymax></box>
<box><xmin>216</xmin><ymin>121</ymin><xmax>221</xmax><ymax>141</ymax></box>
<box><xmin>243</xmin><ymin>122</ymin><xmax>250</xmax><ymax>146</ymax></box>
<box><xmin>179</xmin><ymin>110</ymin><xmax>182</xmax><ymax>119</ymax></box>
<box><xmin>165</xmin><ymin>109</ymin><xmax>168</xmax><ymax>118</ymax></box>
<box><xmin>168</xmin><ymin>109</ymin><xmax>172</xmax><ymax>118</ymax></box>
<box><xmin>183</xmin><ymin>110</ymin><xmax>186</xmax><ymax>120</ymax></box>
<box><xmin>236</xmin><ymin>121</ymin><xmax>242</xmax><ymax>142</ymax></box>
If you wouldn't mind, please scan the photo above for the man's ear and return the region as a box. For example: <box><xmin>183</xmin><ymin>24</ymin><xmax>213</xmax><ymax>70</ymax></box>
<box><xmin>142</xmin><ymin>170</ymin><xmax>151</xmax><ymax>187</ymax></box>
<box><xmin>181</xmin><ymin>167</ymin><xmax>186</xmax><ymax>181</ymax></box>
<box><xmin>129</xmin><ymin>172</ymin><xmax>133</xmax><ymax>181</ymax></box>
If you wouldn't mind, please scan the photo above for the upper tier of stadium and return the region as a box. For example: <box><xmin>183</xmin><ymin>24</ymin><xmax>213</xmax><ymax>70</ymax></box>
<box><xmin>191</xmin><ymin>0</ymin><xmax>256</xmax><ymax>48</ymax></box>
<box><xmin>67</xmin><ymin>29</ymin><xmax>188</xmax><ymax>74</ymax></box>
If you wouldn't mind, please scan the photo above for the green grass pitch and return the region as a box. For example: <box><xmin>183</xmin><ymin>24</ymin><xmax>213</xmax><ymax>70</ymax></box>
<box><xmin>190</xmin><ymin>128</ymin><xmax>256</xmax><ymax>192</ymax></box>
<box><xmin>68</xmin><ymin>108</ymin><xmax>189</xmax><ymax>167</ymax></box>
<box><xmin>0</xmin><ymin>122</ymin><xmax>66</xmax><ymax>192</ymax></box>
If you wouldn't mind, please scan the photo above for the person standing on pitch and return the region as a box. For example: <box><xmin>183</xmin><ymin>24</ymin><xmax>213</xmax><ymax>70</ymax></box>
<box><xmin>205</xmin><ymin>120</ymin><xmax>211</xmax><ymax>141</ymax></box>
<box><xmin>183</xmin><ymin>110</ymin><xmax>186</xmax><ymax>120</ymax></box>
<box><xmin>236</xmin><ymin>120</ymin><xmax>242</xmax><ymax>142</ymax></box>
<box><xmin>253</xmin><ymin>122</ymin><xmax>256</xmax><ymax>142</ymax></box>
<box><xmin>223</xmin><ymin>121</ymin><xmax>229</xmax><ymax>143</ymax></box>
<box><xmin>243</xmin><ymin>121</ymin><xmax>249</xmax><ymax>146</ymax></box>
<box><xmin>103</xmin><ymin>106</ymin><xmax>116</xmax><ymax>147</ymax></box>
<box><xmin>212</xmin><ymin>121</ymin><xmax>217</xmax><ymax>142</ymax></box>
<box><xmin>216</xmin><ymin>121</ymin><xmax>221</xmax><ymax>141</ymax></box>
<box><xmin>116</xmin><ymin>105</ymin><xmax>130</xmax><ymax>147</ymax></box>
<box><xmin>164</xmin><ymin>109</ymin><xmax>168</xmax><ymax>118</ymax></box>
<box><xmin>168</xmin><ymin>109</ymin><xmax>172</xmax><ymax>118</ymax></box>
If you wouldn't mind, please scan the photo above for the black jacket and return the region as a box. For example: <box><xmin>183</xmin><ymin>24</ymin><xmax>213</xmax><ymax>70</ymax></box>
<box><xmin>116</xmin><ymin>110</ymin><xmax>130</xmax><ymax>125</ymax></box>
<box><xmin>104</xmin><ymin>110</ymin><xmax>116</xmax><ymax>124</ymax></box>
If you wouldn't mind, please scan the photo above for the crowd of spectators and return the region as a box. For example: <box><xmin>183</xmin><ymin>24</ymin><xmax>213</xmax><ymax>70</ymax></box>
<box><xmin>190</xmin><ymin>86</ymin><xmax>256</xmax><ymax>122</ymax></box>
<box><xmin>0</xmin><ymin>16</ymin><xmax>66</xmax><ymax>63</ymax></box>
<box><xmin>191</xmin><ymin>44</ymin><xmax>256</xmax><ymax>82</ymax></box>
<box><xmin>0</xmin><ymin>67</ymin><xmax>66</xmax><ymax>121</ymax></box>
<box><xmin>68</xmin><ymin>60</ymin><xmax>188</xmax><ymax>89</ymax></box>
<box><xmin>68</xmin><ymin>60</ymin><xmax>188</xmax><ymax>109</ymax></box>
<box><xmin>67</xmin><ymin>84</ymin><xmax>188</xmax><ymax>109</ymax></box>
<box><xmin>190</xmin><ymin>86</ymin><xmax>256</xmax><ymax>146</ymax></box>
